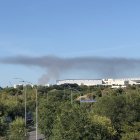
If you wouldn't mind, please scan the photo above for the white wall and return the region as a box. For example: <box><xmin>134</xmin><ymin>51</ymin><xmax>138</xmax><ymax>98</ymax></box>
<box><xmin>57</xmin><ymin>79</ymin><xmax>102</xmax><ymax>86</ymax></box>
<box><xmin>57</xmin><ymin>78</ymin><xmax>140</xmax><ymax>86</ymax></box>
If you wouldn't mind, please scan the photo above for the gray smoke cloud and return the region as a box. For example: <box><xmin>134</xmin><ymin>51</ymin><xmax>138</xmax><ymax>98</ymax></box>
<box><xmin>0</xmin><ymin>55</ymin><xmax>140</xmax><ymax>84</ymax></box>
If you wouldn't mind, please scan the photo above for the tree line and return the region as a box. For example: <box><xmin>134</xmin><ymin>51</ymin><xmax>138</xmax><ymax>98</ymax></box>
<box><xmin>0</xmin><ymin>84</ymin><xmax>140</xmax><ymax>139</ymax></box>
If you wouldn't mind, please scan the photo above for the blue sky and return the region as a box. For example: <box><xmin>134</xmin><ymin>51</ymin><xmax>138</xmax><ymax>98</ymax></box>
<box><xmin>0</xmin><ymin>0</ymin><xmax>140</xmax><ymax>86</ymax></box>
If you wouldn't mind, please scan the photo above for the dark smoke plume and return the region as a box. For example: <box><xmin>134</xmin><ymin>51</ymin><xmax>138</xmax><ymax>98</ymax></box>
<box><xmin>0</xmin><ymin>55</ymin><xmax>140</xmax><ymax>84</ymax></box>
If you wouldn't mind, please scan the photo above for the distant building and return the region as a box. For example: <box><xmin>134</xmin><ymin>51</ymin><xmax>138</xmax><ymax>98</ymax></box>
<box><xmin>13</xmin><ymin>84</ymin><xmax>23</xmax><ymax>89</ymax></box>
<box><xmin>45</xmin><ymin>83</ymin><xmax>50</xmax><ymax>87</ymax></box>
<box><xmin>57</xmin><ymin>79</ymin><xmax>103</xmax><ymax>86</ymax></box>
<box><xmin>56</xmin><ymin>78</ymin><xmax>140</xmax><ymax>88</ymax></box>
<box><xmin>128</xmin><ymin>79</ymin><xmax>140</xmax><ymax>85</ymax></box>
<box><xmin>103</xmin><ymin>78</ymin><xmax>140</xmax><ymax>86</ymax></box>
<box><xmin>102</xmin><ymin>79</ymin><xmax>125</xmax><ymax>86</ymax></box>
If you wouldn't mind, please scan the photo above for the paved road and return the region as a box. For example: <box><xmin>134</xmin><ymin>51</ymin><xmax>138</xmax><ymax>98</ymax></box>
<box><xmin>28</xmin><ymin>129</ymin><xmax>45</xmax><ymax>140</ymax></box>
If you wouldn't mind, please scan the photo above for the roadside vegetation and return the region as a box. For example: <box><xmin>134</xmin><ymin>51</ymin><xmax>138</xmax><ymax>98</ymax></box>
<box><xmin>0</xmin><ymin>84</ymin><xmax>140</xmax><ymax>140</ymax></box>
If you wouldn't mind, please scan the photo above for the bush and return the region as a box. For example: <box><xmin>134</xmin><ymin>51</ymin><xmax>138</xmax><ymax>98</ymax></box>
<box><xmin>8</xmin><ymin>117</ymin><xmax>27</xmax><ymax>140</ymax></box>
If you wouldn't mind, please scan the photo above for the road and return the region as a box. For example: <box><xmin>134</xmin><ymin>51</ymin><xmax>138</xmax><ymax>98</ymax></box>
<box><xmin>28</xmin><ymin>128</ymin><xmax>45</xmax><ymax>140</ymax></box>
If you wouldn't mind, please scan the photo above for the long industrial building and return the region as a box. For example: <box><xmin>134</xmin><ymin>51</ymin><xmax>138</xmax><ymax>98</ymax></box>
<box><xmin>56</xmin><ymin>78</ymin><xmax>140</xmax><ymax>87</ymax></box>
<box><xmin>57</xmin><ymin>79</ymin><xmax>102</xmax><ymax>86</ymax></box>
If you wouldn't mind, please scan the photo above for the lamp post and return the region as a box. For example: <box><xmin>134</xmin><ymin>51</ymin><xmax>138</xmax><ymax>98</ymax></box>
<box><xmin>13</xmin><ymin>78</ymin><xmax>27</xmax><ymax>137</ymax></box>
<box><xmin>71</xmin><ymin>89</ymin><xmax>73</xmax><ymax>105</ymax></box>
<box><xmin>24</xmin><ymin>84</ymin><xmax>27</xmax><ymax>136</ymax></box>
<box><xmin>71</xmin><ymin>88</ymin><xmax>81</xmax><ymax>106</ymax></box>
<box><xmin>35</xmin><ymin>86</ymin><xmax>38</xmax><ymax>140</ymax></box>
<box><xmin>13</xmin><ymin>78</ymin><xmax>38</xmax><ymax>140</ymax></box>
<box><xmin>23</xmin><ymin>81</ymin><xmax>38</xmax><ymax>140</ymax></box>
<box><xmin>22</xmin><ymin>81</ymin><xmax>38</xmax><ymax>140</ymax></box>
<box><xmin>65</xmin><ymin>84</ymin><xmax>81</xmax><ymax>106</ymax></box>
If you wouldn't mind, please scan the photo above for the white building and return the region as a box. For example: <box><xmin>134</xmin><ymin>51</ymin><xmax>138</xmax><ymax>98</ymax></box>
<box><xmin>103</xmin><ymin>78</ymin><xmax>140</xmax><ymax>86</ymax></box>
<box><xmin>125</xmin><ymin>78</ymin><xmax>140</xmax><ymax>85</ymax></box>
<box><xmin>56</xmin><ymin>78</ymin><xmax>140</xmax><ymax>87</ymax></box>
<box><xmin>57</xmin><ymin>79</ymin><xmax>103</xmax><ymax>86</ymax></box>
<box><xmin>13</xmin><ymin>84</ymin><xmax>23</xmax><ymax>89</ymax></box>
<box><xmin>102</xmin><ymin>79</ymin><xmax>125</xmax><ymax>86</ymax></box>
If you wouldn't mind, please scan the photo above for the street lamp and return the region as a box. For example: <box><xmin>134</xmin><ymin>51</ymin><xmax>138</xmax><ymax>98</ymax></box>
<box><xmin>13</xmin><ymin>78</ymin><xmax>27</xmax><ymax>137</ymax></box>
<box><xmin>34</xmin><ymin>86</ymin><xmax>38</xmax><ymax>140</ymax></box>
<box><xmin>65</xmin><ymin>84</ymin><xmax>81</xmax><ymax>105</ymax></box>
<box><xmin>71</xmin><ymin>88</ymin><xmax>81</xmax><ymax>106</ymax></box>
<box><xmin>13</xmin><ymin>78</ymin><xmax>38</xmax><ymax>140</ymax></box>
<box><xmin>22</xmin><ymin>81</ymin><xmax>38</xmax><ymax>140</ymax></box>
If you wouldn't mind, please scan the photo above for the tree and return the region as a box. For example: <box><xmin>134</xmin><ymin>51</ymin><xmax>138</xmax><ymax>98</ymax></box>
<box><xmin>51</xmin><ymin>102</ymin><xmax>117</xmax><ymax>140</ymax></box>
<box><xmin>93</xmin><ymin>95</ymin><xmax>127</xmax><ymax>133</ymax></box>
<box><xmin>121</xmin><ymin>131</ymin><xmax>140</xmax><ymax>140</ymax></box>
<box><xmin>38</xmin><ymin>98</ymin><xmax>60</xmax><ymax>139</ymax></box>
<box><xmin>88</xmin><ymin>114</ymin><xmax>117</xmax><ymax>140</ymax></box>
<box><xmin>51</xmin><ymin>103</ymin><xmax>89</xmax><ymax>140</ymax></box>
<box><xmin>93</xmin><ymin>92</ymin><xmax>140</xmax><ymax>139</ymax></box>
<box><xmin>0</xmin><ymin>116</ymin><xmax>8</xmax><ymax>137</ymax></box>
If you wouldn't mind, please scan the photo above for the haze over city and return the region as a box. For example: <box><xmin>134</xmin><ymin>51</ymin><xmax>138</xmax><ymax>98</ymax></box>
<box><xmin>1</xmin><ymin>0</ymin><xmax>140</xmax><ymax>86</ymax></box>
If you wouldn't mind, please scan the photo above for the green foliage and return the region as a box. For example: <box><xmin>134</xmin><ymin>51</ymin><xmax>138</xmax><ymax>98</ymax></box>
<box><xmin>51</xmin><ymin>103</ymin><xmax>89</xmax><ymax>140</ymax></box>
<box><xmin>93</xmin><ymin>92</ymin><xmax>140</xmax><ymax>138</ymax></box>
<box><xmin>121</xmin><ymin>131</ymin><xmax>140</xmax><ymax>140</ymax></box>
<box><xmin>0</xmin><ymin>85</ymin><xmax>140</xmax><ymax>139</ymax></box>
<box><xmin>121</xmin><ymin>122</ymin><xmax>140</xmax><ymax>140</ymax></box>
<box><xmin>90</xmin><ymin>115</ymin><xmax>117</xmax><ymax>136</ymax></box>
<box><xmin>0</xmin><ymin>117</ymin><xmax>8</xmax><ymax>136</ymax></box>
<box><xmin>8</xmin><ymin>117</ymin><xmax>27</xmax><ymax>140</ymax></box>
<box><xmin>38</xmin><ymin>99</ymin><xmax>59</xmax><ymax>139</ymax></box>
<box><xmin>51</xmin><ymin>103</ymin><xmax>117</xmax><ymax>140</ymax></box>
